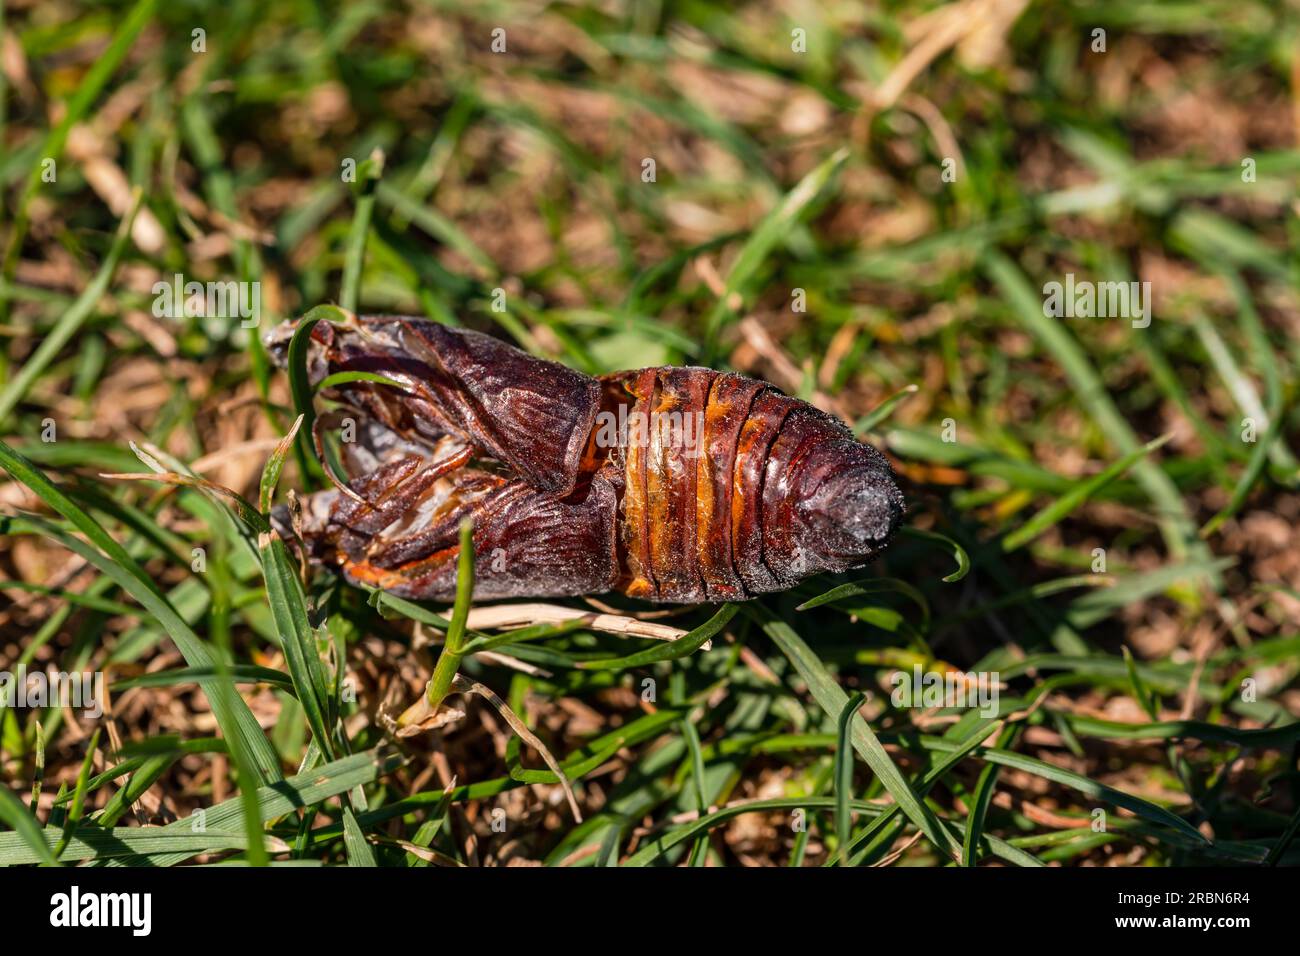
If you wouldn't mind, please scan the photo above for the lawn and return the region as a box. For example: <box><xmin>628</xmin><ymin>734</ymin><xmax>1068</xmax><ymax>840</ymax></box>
<box><xmin>0</xmin><ymin>0</ymin><xmax>1298</xmax><ymax>868</ymax></box>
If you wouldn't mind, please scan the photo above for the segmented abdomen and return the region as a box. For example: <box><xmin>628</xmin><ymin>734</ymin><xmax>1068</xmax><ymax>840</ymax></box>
<box><xmin>597</xmin><ymin>366</ymin><xmax>811</xmax><ymax>602</ymax></box>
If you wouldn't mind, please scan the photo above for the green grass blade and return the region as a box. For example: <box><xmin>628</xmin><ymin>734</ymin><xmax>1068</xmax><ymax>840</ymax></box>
<box><xmin>0</xmin><ymin>829</ymin><xmax>276</xmax><ymax>866</ymax></box>
<box><xmin>0</xmin><ymin>0</ymin><xmax>156</xmax><ymax>305</ymax></box>
<box><xmin>829</xmin><ymin>719</ymin><xmax>1001</xmax><ymax>867</ymax></box>
<box><xmin>680</xmin><ymin>719</ymin><xmax>710</xmax><ymax>867</ymax></box>
<box><xmin>702</xmin><ymin>148</ymin><xmax>848</xmax><ymax>356</ymax></box>
<box><xmin>259</xmin><ymin>530</ymin><xmax>336</xmax><ymax>759</ymax></box>
<box><xmin>1003</xmin><ymin>434</ymin><xmax>1173</xmax><ymax>552</ymax></box>
<box><xmin>0</xmin><ymin>444</ymin><xmax>281</xmax><ymax>784</ymax></box>
<box><xmin>962</xmin><ymin>724</ymin><xmax>1018</xmax><ymax>866</ymax></box>
<box><xmin>1201</xmin><ymin>411</ymin><xmax>1286</xmax><ymax>538</ymax></box>
<box><xmin>984</xmin><ymin>251</ymin><xmax>1201</xmax><ymax>561</ymax></box>
<box><xmin>855</xmin><ymin>384</ymin><xmax>919</xmax><ymax>435</ymax></box>
<box><xmin>53</xmin><ymin>729</ymin><xmax>100</xmax><ymax>861</ymax></box>
<box><xmin>752</xmin><ymin>605</ymin><xmax>964</xmax><ymax>861</ymax></box>
<box><xmin>578</xmin><ymin>603</ymin><xmax>738</xmax><ymax>670</ymax></box>
<box><xmin>316</xmin><ymin>371</ymin><xmax>407</xmax><ymax>392</ymax></box>
<box><xmin>922</xmin><ymin>737</ymin><xmax>1209</xmax><ymax>846</ymax></box>
<box><xmin>899</xmin><ymin>526</ymin><xmax>970</xmax><ymax>582</ymax></box>
<box><xmin>0</xmin><ymin>190</ymin><xmax>141</xmax><ymax>426</ymax></box>
<box><xmin>340</xmin><ymin>149</ymin><xmax>385</xmax><ymax>312</ymax></box>
<box><xmin>1121</xmin><ymin>646</ymin><xmax>1160</xmax><ymax>720</ymax></box>
<box><xmin>286</xmin><ymin>304</ymin><xmax>351</xmax><ymax>481</ymax></box>
<box><xmin>342</xmin><ymin>806</ymin><xmax>378</xmax><ymax>866</ymax></box>
<box><xmin>258</xmin><ymin>414</ymin><xmax>303</xmax><ymax>514</ymax></box>
<box><xmin>622</xmin><ymin>796</ymin><xmax>883</xmax><ymax>867</ymax></box>
<box><xmin>833</xmin><ymin>692</ymin><xmax>864</xmax><ymax>865</ymax></box>
<box><xmin>420</xmin><ymin>519</ymin><xmax>476</xmax><ymax>715</ymax></box>
<box><xmin>797</xmin><ymin>578</ymin><xmax>930</xmax><ymax>632</ymax></box>
<box><xmin>0</xmin><ymin>785</ymin><xmax>59</xmax><ymax>866</ymax></box>
<box><xmin>376</xmin><ymin>181</ymin><xmax>498</xmax><ymax>277</ymax></box>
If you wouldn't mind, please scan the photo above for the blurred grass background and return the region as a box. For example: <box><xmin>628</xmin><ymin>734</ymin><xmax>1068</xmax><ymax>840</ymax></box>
<box><xmin>0</xmin><ymin>0</ymin><xmax>1299</xmax><ymax>866</ymax></box>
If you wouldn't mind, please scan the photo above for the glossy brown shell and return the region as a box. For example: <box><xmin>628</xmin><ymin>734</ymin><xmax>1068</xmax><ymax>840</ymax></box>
<box><xmin>269</xmin><ymin>316</ymin><xmax>904</xmax><ymax>603</ymax></box>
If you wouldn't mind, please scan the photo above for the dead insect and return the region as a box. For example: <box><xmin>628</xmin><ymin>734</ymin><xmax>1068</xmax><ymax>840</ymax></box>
<box><xmin>266</xmin><ymin>315</ymin><xmax>904</xmax><ymax>603</ymax></box>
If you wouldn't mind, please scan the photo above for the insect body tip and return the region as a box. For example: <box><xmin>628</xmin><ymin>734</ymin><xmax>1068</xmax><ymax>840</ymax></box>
<box><xmin>790</xmin><ymin>440</ymin><xmax>906</xmax><ymax>574</ymax></box>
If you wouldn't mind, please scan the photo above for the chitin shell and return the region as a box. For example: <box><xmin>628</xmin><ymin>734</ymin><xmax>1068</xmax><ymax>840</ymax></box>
<box><xmin>267</xmin><ymin>316</ymin><xmax>905</xmax><ymax>603</ymax></box>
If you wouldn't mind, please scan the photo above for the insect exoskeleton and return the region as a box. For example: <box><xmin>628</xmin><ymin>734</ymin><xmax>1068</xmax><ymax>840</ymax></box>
<box><xmin>266</xmin><ymin>315</ymin><xmax>905</xmax><ymax>603</ymax></box>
